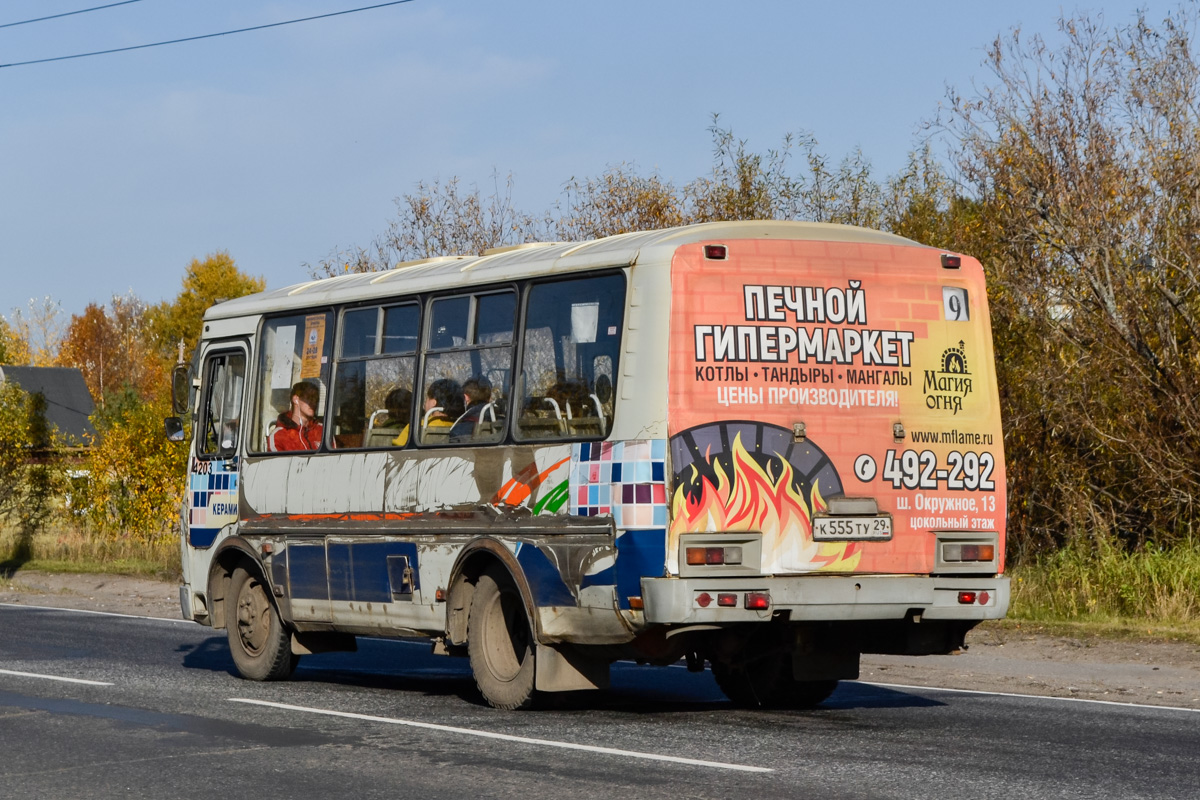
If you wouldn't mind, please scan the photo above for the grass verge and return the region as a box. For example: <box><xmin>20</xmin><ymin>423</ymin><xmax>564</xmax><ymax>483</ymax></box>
<box><xmin>1005</xmin><ymin>536</ymin><xmax>1200</xmax><ymax>644</ymax></box>
<box><xmin>0</xmin><ymin>524</ymin><xmax>180</xmax><ymax>580</ymax></box>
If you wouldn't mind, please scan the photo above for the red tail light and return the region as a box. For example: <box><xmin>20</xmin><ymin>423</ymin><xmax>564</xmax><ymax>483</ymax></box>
<box><xmin>744</xmin><ymin>592</ymin><xmax>770</xmax><ymax>610</ymax></box>
<box><xmin>957</xmin><ymin>591</ymin><xmax>977</xmax><ymax>605</ymax></box>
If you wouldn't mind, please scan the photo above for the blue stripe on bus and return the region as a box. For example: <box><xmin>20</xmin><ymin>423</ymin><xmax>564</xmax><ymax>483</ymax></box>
<box><xmin>288</xmin><ymin>542</ymin><xmax>330</xmax><ymax>601</ymax></box>
<box><xmin>615</xmin><ymin>528</ymin><xmax>667</xmax><ymax>609</ymax></box>
<box><xmin>328</xmin><ymin>542</ymin><xmax>420</xmax><ymax>603</ymax></box>
<box><xmin>516</xmin><ymin>545</ymin><xmax>576</xmax><ymax>607</ymax></box>
<box><xmin>188</xmin><ymin>527</ymin><xmax>219</xmax><ymax>548</ymax></box>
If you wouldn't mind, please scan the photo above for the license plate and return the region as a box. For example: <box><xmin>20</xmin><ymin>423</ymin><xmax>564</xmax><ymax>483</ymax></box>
<box><xmin>812</xmin><ymin>515</ymin><xmax>893</xmax><ymax>541</ymax></box>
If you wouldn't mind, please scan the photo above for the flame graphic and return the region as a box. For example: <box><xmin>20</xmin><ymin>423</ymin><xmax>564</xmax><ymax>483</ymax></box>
<box><xmin>670</xmin><ymin>432</ymin><xmax>861</xmax><ymax>572</ymax></box>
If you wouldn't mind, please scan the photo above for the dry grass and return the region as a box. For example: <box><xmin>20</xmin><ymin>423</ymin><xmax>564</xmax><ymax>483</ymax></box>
<box><xmin>1008</xmin><ymin>537</ymin><xmax>1200</xmax><ymax>632</ymax></box>
<box><xmin>0</xmin><ymin>524</ymin><xmax>180</xmax><ymax>580</ymax></box>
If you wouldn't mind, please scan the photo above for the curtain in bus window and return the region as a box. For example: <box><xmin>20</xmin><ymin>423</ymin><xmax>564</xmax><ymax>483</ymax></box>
<box><xmin>331</xmin><ymin>303</ymin><xmax>419</xmax><ymax>449</ymax></box>
<box><xmin>515</xmin><ymin>274</ymin><xmax>625</xmax><ymax>441</ymax></box>
<box><xmin>199</xmin><ymin>352</ymin><xmax>246</xmax><ymax>456</ymax></box>
<box><xmin>419</xmin><ymin>291</ymin><xmax>515</xmax><ymax>446</ymax></box>
<box><xmin>254</xmin><ymin>313</ymin><xmax>333</xmax><ymax>453</ymax></box>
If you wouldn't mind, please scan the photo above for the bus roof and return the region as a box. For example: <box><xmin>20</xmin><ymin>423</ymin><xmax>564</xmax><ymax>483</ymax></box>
<box><xmin>205</xmin><ymin>220</ymin><xmax>924</xmax><ymax>321</ymax></box>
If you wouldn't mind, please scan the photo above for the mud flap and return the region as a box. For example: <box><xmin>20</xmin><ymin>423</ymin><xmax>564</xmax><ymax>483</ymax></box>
<box><xmin>534</xmin><ymin>644</ymin><xmax>611</xmax><ymax>692</ymax></box>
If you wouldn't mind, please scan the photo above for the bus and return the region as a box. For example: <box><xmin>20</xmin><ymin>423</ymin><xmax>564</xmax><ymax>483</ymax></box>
<box><xmin>168</xmin><ymin>220</ymin><xmax>1009</xmax><ymax>710</ymax></box>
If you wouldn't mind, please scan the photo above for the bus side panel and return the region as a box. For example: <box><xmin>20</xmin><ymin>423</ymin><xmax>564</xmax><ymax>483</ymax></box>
<box><xmin>667</xmin><ymin>239</ymin><xmax>1007</xmax><ymax>577</ymax></box>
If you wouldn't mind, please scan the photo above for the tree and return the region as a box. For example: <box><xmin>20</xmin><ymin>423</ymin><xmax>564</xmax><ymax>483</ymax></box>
<box><xmin>0</xmin><ymin>383</ymin><xmax>59</xmax><ymax>560</ymax></box>
<box><xmin>0</xmin><ymin>316</ymin><xmax>29</xmax><ymax>365</ymax></box>
<box><xmin>58</xmin><ymin>293</ymin><xmax>164</xmax><ymax>406</ymax></box>
<box><xmin>942</xmin><ymin>7</ymin><xmax>1200</xmax><ymax>550</ymax></box>
<box><xmin>147</xmin><ymin>252</ymin><xmax>265</xmax><ymax>364</ymax></box>
<box><xmin>6</xmin><ymin>297</ymin><xmax>64</xmax><ymax>367</ymax></box>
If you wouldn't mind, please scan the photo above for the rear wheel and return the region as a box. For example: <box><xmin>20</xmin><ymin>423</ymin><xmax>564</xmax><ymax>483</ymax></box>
<box><xmin>227</xmin><ymin>566</ymin><xmax>298</xmax><ymax>681</ymax></box>
<box><xmin>713</xmin><ymin>650</ymin><xmax>837</xmax><ymax>709</ymax></box>
<box><xmin>468</xmin><ymin>566</ymin><xmax>537</xmax><ymax>710</ymax></box>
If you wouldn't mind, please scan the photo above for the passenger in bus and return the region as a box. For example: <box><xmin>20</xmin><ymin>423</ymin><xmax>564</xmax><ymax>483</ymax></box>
<box><xmin>423</xmin><ymin>378</ymin><xmax>463</xmax><ymax>434</ymax></box>
<box><xmin>270</xmin><ymin>381</ymin><xmax>323</xmax><ymax>451</ymax></box>
<box><xmin>383</xmin><ymin>387</ymin><xmax>413</xmax><ymax>446</ymax></box>
<box><xmin>450</xmin><ymin>376</ymin><xmax>492</xmax><ymax>442</ymax></box>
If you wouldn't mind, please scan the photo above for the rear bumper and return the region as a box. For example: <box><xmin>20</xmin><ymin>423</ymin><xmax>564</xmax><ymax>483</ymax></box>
<box><xmin>641</xmin><ymin>574</ymin><xmax>1009</xmax><ymax>624</ymax></box>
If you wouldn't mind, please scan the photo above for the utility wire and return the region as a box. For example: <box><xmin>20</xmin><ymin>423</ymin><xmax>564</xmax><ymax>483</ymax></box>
<box><xmin>0</xmin><ymin>0</ymin><xmax>414</xmax><ymax>69</ymax></box>
<box><xmin>0</xmin><ymin>0</ymin><xmax>146</xmax><ymax>30</ymax></box>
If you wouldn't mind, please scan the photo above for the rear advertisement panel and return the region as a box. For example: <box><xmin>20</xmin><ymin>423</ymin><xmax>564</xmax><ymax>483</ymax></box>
<box><xmin>667</xmin><ymin>239</ymin><xmax>1006</xmax><ymax>576</ymax></box>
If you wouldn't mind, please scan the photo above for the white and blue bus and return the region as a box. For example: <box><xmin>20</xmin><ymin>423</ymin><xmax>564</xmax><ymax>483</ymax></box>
<box><xmin>170</xmin><ymin>221</ymin><xmax>1009</xmax><ymax>709</ymax></box>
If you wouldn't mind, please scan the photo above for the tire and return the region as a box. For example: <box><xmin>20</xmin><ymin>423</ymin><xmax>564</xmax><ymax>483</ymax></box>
<box><xmin>468</xmin><ymin>566</ymin><xmax>537</xmax><ymax>710</ymax></box>
<box><xmin>227</xmin><ymin>565</ymin><xmax>298</xmax><ymax>681</ymax></box>
<box><xmin>713</xmin><ymin>653</ymin><xmax>837</xmax><ymax>709</ymax></box>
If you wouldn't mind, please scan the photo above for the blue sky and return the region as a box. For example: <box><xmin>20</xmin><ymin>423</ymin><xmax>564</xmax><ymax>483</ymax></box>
<box><xmin>0</xmin><ymin>1</ymin><xmax>1178</xmax><ymax>321</ymax></box>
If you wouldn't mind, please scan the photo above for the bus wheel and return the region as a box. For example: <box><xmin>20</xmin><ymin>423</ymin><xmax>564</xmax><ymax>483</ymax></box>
<box><xmin>227</xmin><ymin>566</ymin><xmax>298</xmax><ymax>681</ymax></box>
<box><xmin>712</xmin><ymin>656</ymin><xmax>837</xmax><ymax>709</ymax></box>
<box><xmin>468</xmin><ymin>566</ymin><xmax>537</xmax><ymax>710</ymax></box>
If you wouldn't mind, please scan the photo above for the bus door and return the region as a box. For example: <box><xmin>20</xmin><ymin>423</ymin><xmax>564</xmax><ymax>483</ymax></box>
<box><xmin>187</xmin><ymin>343</ymin><xmax>248</xmax><ymax>550</ymax></box>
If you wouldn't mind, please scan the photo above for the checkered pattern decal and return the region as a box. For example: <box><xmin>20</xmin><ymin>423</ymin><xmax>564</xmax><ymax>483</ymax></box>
<box><xmin>570</xmin><ymin>439</ymin><xmax>667</xmax><ymax>528</ymax></box>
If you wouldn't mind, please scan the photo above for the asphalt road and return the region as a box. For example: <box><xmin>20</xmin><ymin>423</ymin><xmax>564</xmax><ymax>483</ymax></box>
<box><xmin>0</xmin><ymin>604</ymin><xmax>1197</xmax><ymax>800</ymax></box>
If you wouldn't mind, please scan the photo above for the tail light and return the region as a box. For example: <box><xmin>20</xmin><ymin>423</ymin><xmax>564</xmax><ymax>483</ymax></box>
<box><xmin>744</xmin><ymin>592</ymin><xmax>771</xmax><ymax>610</ymax></box>
<box><xmin>942</xmin><ymin>543</ymin><xmax>995</xmax><ymax>562</ymax></box>
<box><xmin>685</xmin><ymin>546</ymin><xmax>743</xmax><ymax>566</ymax></box>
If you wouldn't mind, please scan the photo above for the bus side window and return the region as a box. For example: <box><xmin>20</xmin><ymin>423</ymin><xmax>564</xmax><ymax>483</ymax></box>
<box><xmin>253</xmin><ymin>313</ymin><xmax>333</xmax><ymax>453</ymax></box>
<box><xmin>330</xmin><ymin>303</ymin><xmax>419</xmax><ymax>449</ymax></box>
<box><xmin>514</xmin><ymin>273</ymin><xmax>625</xmax><ymax>442</ymax></box>
<box><xmin>419</xmin><ymin>291</ymin><xmax>515</xmax><ymax>446</ymax></box>
<box><xmin>198</xmin><ymin>351</ymin><xmax>246</xmax><ymax>457</ymax></box>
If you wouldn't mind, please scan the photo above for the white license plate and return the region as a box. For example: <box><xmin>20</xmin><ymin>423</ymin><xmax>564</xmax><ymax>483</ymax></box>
<box><xmin>812</xmin><ymin>515</ymin><xmax>893</xmax><ymax>541</ymax></box>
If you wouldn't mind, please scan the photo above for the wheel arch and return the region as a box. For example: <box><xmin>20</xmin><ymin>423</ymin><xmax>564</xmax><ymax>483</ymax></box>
<box><xmin>208</xmin><ymin>537</ymin><xmax>268</xmax><ymax>631</ymax></box>
<box><xmin>445</xmin><ymin>537</ymin><xmax>539</xmax><ymax>647</ymax></box>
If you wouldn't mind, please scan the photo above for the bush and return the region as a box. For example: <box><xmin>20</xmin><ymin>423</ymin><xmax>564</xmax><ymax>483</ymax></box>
<box><xmin>83</xmin><ymin>388</ymin><xmax>187</xmax><ymax>545</ymax></box>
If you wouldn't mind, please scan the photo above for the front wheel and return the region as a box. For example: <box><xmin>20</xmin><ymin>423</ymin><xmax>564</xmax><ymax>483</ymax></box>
<box><xmin>226</xmin><ymin>566</ymin><xmax>298</xmax><ymax>681</ymax></box>
<box><xmin>468</xmin><ymin>566</ymin><xmax>537</xmax><ymax>710</ymax></box>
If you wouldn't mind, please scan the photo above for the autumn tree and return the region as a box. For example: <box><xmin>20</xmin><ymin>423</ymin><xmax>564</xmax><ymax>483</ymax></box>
<box><xmin>6</xmin><ymin>297</ymin><xmax>64</xmax><ymax>367</ymax></box>
<box><xmin>147</xmin><ymin>251</ymin><xmax>265</xmax><ymax>364</ymax></box>
<box><xmin>0</xmin><ymin>316</ymin><xmax>29</xmax><ymax>365</ymax></box>
<box><xmin>58</xmin><ymin>293</ymin><xmax>163</xmax><ymax>406</ymax></box>
<box><xmin>942</xmin><ymin>7</ymin><xmax>1200</xmax><ymax>551</ymax></box>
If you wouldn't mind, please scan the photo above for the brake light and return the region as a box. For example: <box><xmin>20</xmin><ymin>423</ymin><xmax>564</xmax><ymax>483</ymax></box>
<box><xmin>744</xmin><ymin>592</ymin><xmax>770</xmax><ymax>610</ymax></box>
<box><xmin>941</xmin><ymin>253</ymin><xmax>961</xmax><ymax>269</ymax></box>
<box><xmin>958</xmin><ymin>591</ymin><xmax>977</xmax><ymax>604</ymax></box>
<box><xmin>704</xmin><ymin>244</ymin><xmax>728</xmax><ymax>260</ymax></box>
<box><xmin>717</xmin><ymin>593</ymin><xmax>738</xmax><ymax>607</ymax></box>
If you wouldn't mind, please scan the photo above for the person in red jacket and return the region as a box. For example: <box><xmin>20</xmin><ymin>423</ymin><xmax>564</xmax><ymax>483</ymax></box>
<box><xmin>270</xmin><ymin>381</ymin><xmax>323</xmax><ymax>451</ymax></box>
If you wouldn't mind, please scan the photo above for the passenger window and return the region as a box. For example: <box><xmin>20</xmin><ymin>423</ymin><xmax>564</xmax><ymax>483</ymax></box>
<box><xmin>515</xmin><ymin>274</ymin><xmax>625</xmax><ymax>441</ymax></box>
<box><xmin>419</xmin><ymin>290</ymin><xmax>516</xmax><ymax>446</ymax></box>
<box><xmin>253</xmin><ymin>313</ymin><xmax>333</xmax><ymax>453</ymax></box>
<box><xmin>198</xmin><ymin>351</ymin><xmax>245</xmax><ymax>457</ymax></box>
<box><xmin>331</xmin><ymin>302</ymin><xmax>419</xmax><ymax>449</ymax></box>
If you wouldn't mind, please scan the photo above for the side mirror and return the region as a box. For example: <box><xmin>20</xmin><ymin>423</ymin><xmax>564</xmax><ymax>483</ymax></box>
<box><xmin>171</xmin><ymin>365</ymin><xmax>191</xmax><ymax>416</ymax></box>
<box><xmin>164</xmin><ymin>416</ymin><xmax>186</xmax><ymax>442</ymax></box>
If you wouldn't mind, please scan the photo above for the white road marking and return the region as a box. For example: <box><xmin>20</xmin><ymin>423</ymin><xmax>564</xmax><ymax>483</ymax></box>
<box><xmin>5</xmin><ymin>603</ymin><xmax>1195</xmax><ymax>716</ymax></box>
<box><xmin>0</xmin><ymin>668</ymin><xmax>113</xmax><ymax>686</ymax></box>
<box><xmin>0</xmin><ymin>602</ymin><xmax>189</xmax><ymax>624</ymax></box>
<box><xmin>857</xmin><ymin>680</ymin><xmax>1200</xmax><ymax>713</ymax></box>
<box><xmin>229</xmin><ymin>697</ymin><xmax>772</xmax><ymax>773</ymax></box>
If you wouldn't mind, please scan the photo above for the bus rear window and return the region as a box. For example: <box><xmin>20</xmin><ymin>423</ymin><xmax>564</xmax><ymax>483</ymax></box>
<box><xmin>515</xmin><ymin>273</ymin><xmax>625</xmax><ymax>441</ymax></box>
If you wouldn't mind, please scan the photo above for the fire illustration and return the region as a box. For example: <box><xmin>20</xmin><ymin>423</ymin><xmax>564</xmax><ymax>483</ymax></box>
<box><xmin>670</xmin><ymin>432</ymin><xmax>861</xmax><ymax>573</ymax></box>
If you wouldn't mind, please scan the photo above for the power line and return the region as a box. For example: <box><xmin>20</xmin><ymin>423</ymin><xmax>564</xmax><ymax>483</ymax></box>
<box><xmin>0</xmin><ymin>0</ymin><xmax>415</xmax><ymax>69</ymax></box>
<box><xmin>0</xmin><ymin>0</ymin><xmax>146</xmax><ymax>30</ymax></box>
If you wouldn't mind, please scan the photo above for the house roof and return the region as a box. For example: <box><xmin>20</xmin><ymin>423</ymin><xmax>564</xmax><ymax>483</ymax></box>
<box><xmin>0</xmin><ymin>366</ymin><xmax>96</xmax><ymax>444</ymax></box>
